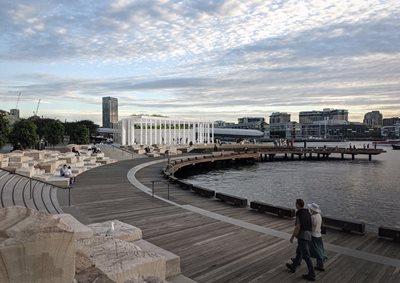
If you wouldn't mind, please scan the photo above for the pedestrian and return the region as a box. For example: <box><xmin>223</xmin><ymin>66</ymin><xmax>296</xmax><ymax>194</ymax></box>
<box><xmin>72</xmin><ymin>146</ymin><xmax>80</xmax><ymax>156</ymax></box>
<box><xmin>286</xmin><ymin>198</ymin><xmax>315</xmax><ymax>281</ymax></box>
<box><xmin>307</xmin><ymin>203</ymin><xmax>327</xmax><ymax>271</ymax></box>
<box><xmin>60</xmin><ymin>164</ymin><xmax>67</xmax><ymax>177</ymax></box>
<box><xmin>65</xmin><ymin>166</ymin><xmax>75</xmax><ymax>185</ymax></box>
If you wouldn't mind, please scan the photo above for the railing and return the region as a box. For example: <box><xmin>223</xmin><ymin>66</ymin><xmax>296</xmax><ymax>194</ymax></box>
<box><xmin>151</xmin><ymin>180</ymin><xmax>170</xmax><ymax>200</ymax></box>
<box><xmin>0</xmin><ymin>168</ymin><xmax>69</xmax><ymax>214</ymax></box>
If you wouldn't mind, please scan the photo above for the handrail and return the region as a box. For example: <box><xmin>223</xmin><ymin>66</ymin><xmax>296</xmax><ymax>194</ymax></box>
<box><xmin>0</xmin><ymin>168</ymin><xmax>70</xmax><ymax>190</ymax></box>
<box><xmin>0</xmin><ymin>168</ymin><xmax>63</xmax><ymax>213</ymax></box>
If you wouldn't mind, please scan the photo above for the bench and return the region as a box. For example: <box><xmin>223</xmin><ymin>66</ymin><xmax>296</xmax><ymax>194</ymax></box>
<box><xmin>378</xmin><ymin>227</ymin><xmax>400</xmax><ymax>241</ymax></box>
<box><xmin>216</xmin><ymin>192</ymin><xmax>247</xmax><ymax>207</ymax></box>
<box><xmin>250</xmin><ymin>201</ymin><xmax>295</xmax><ymax>218</ymax></box>
<box><xmin>175</xmin><ymin>179</ymin><xmax>193</xmax><ymax>190</ymax></box>
<box><xmin>322</xmin><ymin>216</ymin><xmax>365</xmax><ymax>234</ymax></box>
<box><xmin>191</xmin><ymin>185</ymin><xmax>215</xmax><ymax>198</ymax></box>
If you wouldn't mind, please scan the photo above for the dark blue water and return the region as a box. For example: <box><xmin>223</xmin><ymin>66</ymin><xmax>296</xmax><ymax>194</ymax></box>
<box><xmin>182</xmin><ymin>142</ymin><xmax>400</xmax><ymax>231</ymax></box>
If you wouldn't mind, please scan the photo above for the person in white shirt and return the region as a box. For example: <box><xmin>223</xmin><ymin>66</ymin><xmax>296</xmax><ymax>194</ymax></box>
<box><xmin>307</xmin><ymin>203</ymin><xmax>327</xmax><ymax>271</ymax></box>
<box><xmin>65</xmin><ymin>166</ymin><xmax>75</xmax><ymax>185</ymax></box>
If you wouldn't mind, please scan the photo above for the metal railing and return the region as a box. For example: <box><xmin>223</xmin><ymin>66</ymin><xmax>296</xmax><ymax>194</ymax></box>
<box><xmin>0</xmin><ymin>168</ymin><xmax>70</xmax><ymax>213</ymax></box>
<box><xmin>151</xmin><ymin>180</ymin><xmax>170</xmax><ymax>200</ymax></box>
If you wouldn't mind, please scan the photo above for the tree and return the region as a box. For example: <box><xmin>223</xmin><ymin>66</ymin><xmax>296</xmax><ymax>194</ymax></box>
<box><xmin>44</xmin><ymin>120</ymin><xmax>65</xmax><ymax>146</ymax></box>
<box><xmin>70</xmin><ymin>124</ymin><xmax>89</xmax><ymax>144</ymax></box>
<box><xmin>9</xmin><ymin>119</ymin><xmax>39</xmax><ymax>150</ymax></box>
<box><xmin>76</xmin><ymin>120</ymin><xmax>99</xmax><ymax>136</ymax></box>
<box><xmin>0</xmin><ymin>113</ymin><xmax>10</xmax><ymax>149</ymax></box>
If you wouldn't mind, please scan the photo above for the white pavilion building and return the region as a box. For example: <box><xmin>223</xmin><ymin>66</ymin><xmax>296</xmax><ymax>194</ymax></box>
<box><xmin>116</xmin><ymin>116</ymin><xmax>214</xmax><ymax>146</ymax></box>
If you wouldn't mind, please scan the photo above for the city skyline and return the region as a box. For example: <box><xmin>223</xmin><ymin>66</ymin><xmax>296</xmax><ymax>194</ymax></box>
<box><xmin>1</xmin><ymin>0</ymin><xmax>400</xmax><ymax>125</ymax></box>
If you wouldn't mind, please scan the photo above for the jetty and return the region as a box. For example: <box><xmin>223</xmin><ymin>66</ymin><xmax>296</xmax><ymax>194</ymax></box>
<box><xmin>65</xmin><ymin>156</ymin><xmax>400</xmax><ymax>283</ymax></box>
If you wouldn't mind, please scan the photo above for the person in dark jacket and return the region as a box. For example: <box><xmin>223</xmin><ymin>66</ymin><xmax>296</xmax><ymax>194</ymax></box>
<box><xmin>286</xmin><ymin>198</ymin><xmax>316</xmax><ymax>281</ymax></box>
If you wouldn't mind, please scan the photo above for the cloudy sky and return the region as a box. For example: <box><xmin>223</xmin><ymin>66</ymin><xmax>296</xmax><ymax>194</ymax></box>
<box><xmin>1</xmin><ymin>0</ymin><xmax>399</xmax><ymax>125</ymax></box>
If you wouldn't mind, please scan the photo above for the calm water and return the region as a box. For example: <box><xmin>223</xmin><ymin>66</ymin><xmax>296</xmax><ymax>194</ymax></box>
<box><xmin>182</xmin><ymin>142</ymin><xmax>400</xmax><ymax>231</ymax></box>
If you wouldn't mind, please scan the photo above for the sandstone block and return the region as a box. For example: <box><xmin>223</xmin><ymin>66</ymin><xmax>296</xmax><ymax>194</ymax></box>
<box><xmin>0</xmin><ymin>207</ymin><xmax>75</xmax><ymax>283</ymax></box>
<box><xmin>15</xmin><ymin>167</ymin><xmax>36</xmax><ymax>178</ymax></box>
<box><xmin>88</xmin><ymin>220</ymin><xmax>142</xmax><ymax>242</ymax></box>
<box><xmin>54</xmin><ymin>214</ymin><xmax>94</xmax><ymax>240</ymax></box>
<box><xmin>134</xmin><ymin>240</ymin><xmax>180</xmax><ymax>279</ymax></box>
<box><xmin>77</xmin><ymin>236</ymin><xmax>166</xmax><ymax>283</ymax></box>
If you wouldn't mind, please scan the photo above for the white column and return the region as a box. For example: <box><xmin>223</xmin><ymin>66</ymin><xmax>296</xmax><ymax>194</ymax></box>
<box><xmin>154</xmin><ymin>119</ymin><xmax>158</xmax><ymax>145</ymax></box>
<box><xmin>208</xmin><ymin>122</ymin><xmax>211</xmax><ymax>143</ymax></box>
<box><xmin>127</xmin><ymin>119</ymin><xmax>131</xmax><ymax>145</ymax></box>
<box><xmin>212</xmin><ymin>122</ymin><xmax>214</xmax><ymax>144</ymax></box>
<box><xmin>150</xmin><ymin>119</ymin><xmax>153</xmax><ymax>145</ymax></box>
<box><xmin>140</xmin><ymin>119</ymin><xmax>143</xmax><ymax>145</ymax></box>
<box><xmin>183</xmin><ymin>121</ymin><xmax>186</xmax><ymax>144</ymax></box>
<box><xmin>193</xmin><ymin>122</ymin><xmax>196</xmax><ymax>144</ymax></box>
<box><xmin>145</xmin><ymin>119</ymin><xmax>148</xmax><ymax>145</ymax></box>
<box><xmin>121</xmin><ymin>119</ymin><xmax>126</xmax><ymax>145</ymax></box>
<box><xmin>178</xmin><ymin>121</ymin><xmax>181</xmax><ymax>144</ymax></box>
<box><xmin>164</xmin><ymin>120</ymin><xmax>167</xmax><ymax>145</ymax></box>
<box><xmin>169</xmin><ymin>120</ymin><xmax>171</xmax><ymax>145</ymax></box>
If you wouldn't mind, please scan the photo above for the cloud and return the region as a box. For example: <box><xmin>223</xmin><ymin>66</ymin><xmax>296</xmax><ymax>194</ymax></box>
<box><xmin>0</xmin><ymin>0</ymin><xmax>399</xmax><ymax>123</ymax></box>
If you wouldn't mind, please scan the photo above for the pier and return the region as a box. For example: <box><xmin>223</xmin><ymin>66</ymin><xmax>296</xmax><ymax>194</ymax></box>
<box><xmin>67</xmin><ymin>156</ymin><xmax>400</xmax><ymax>283</ymax></box>
<box><xmin>166</xmin><ymin>146</ymin><xmax>385</xmax><ymax>175</ymax></box>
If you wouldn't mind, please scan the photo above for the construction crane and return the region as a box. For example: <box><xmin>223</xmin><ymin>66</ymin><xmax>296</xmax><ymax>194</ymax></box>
<box><xmin>16</xmin><ymin>92</ymin><xmax>21</xmax><ymax>109</ymax></box>
<box><xmin>33</xmin><ymin>99</ymin><xmax>41</xmax><ymax>116</ymax></box>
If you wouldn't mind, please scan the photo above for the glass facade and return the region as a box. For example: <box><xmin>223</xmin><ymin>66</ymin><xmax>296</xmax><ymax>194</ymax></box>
<box><xmin>102</xmin><ymin>97</ymin><xmax>118</xmax><ymax>128</ymax></box>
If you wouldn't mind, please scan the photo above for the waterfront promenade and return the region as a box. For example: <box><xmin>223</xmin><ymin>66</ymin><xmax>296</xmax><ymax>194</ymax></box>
<box><xmin>67</xmin><ymin>157</ymin><xmax>400</xmax><ymax>282</ymax></box>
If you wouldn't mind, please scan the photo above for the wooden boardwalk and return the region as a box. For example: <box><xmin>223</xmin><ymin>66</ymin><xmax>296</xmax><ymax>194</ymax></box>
<box><xmin>67</xmin><ymin>158</ymin><xmax>400</xmax><ymax>283</ymax></box>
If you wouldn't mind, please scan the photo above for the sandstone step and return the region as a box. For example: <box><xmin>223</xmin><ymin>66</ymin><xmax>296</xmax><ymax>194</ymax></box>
<box><xmin>54</xmin><ymin>214</ymin><xmax>92</xmax><ymax>239</ymax></box>
<box><xmin>77</xmin><ymin>236</ymin><xmax>166</xmax><ymax>283</ymax></box>
<box><xmin>88</xmin><ymin>220</ymin><xmax>142</xmax><ymax>242</ymax></box>
<box><xmin>134</xmin><ymin>239</ymin><xmax>181</xmax><ymax>279</ymax></box>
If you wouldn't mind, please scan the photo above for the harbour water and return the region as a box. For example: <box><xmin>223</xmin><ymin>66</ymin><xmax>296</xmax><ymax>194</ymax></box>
<box><xmin>182</xmin><ymin>142</ymin><xmax>400</xmax><ymax>231</ymax></box>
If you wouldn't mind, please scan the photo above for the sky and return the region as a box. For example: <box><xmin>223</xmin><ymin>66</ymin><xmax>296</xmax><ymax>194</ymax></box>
<box><xmin>1</xmin><ymin>0</ymin><xmax>400</xmax><ymax>125</ymax></box>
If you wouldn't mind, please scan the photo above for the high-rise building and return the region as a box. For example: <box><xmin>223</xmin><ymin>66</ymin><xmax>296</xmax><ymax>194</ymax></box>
<box><xmin>363</xmin><ymin>111</ymin><xmax>382</xmax><ymax>128</ymax></box>
<box><xmin>269</xmin><ymin>112</ymin><xmax>290</xmax><ymax>124</ymax></box>
<box><xmin>102</xmin><ymin>97</ymin><xmax>118</xmax><ymax>128</ymax></box>
<box><xmin>299</xmin><ymin>108</ymin><xmax>348</xmax><ymax>124</ymax></box>
<box><xmin>269</xmin><ymin>112</ymin><xmax>291</xmax><ymax>138</ymax></box>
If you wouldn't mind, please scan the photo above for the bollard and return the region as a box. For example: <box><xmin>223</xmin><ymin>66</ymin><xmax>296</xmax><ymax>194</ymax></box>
<box><xmin>152</xmin><ymin>181</ymin><xmax>155</xmax><ymax>198</ymax></box>
<box><xmin>167</xmin><ymin>183</ymin><xmax>170</xmax><ymax>200</ymax></box>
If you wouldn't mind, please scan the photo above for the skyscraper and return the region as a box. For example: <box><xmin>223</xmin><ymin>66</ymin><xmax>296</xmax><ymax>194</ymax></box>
<box><xmin>363</xmin><ymin>111</ymin><xmax>382</xmax><ymax>128</ymax></box>
<box><xmin>102</xmin><ymin>97</ymin><xmax>118</xmax><ymax>128</ymax></box>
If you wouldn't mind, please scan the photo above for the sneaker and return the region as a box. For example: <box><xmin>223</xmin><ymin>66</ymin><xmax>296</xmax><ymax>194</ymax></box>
<box><xmin>286</xmin><ymin>263</ymin><xmax>296</xmax><ymax>273</ymax></box>
<box><xmin>291</xmin><ymin>258</ymin><xmax>301</xmax><ymax>265</ymax></box>
<box><xmin>302</xmin><ymin>274</ymin><xmax>316</xmax><ymax>281</ymax></box>
<box><xmin>315</xmin><ymin>266</ymin><xmax>325</xmax><ymax>272</ymax></box>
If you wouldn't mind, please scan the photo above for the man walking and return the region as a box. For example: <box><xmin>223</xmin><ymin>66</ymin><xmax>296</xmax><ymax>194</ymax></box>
<box><xmin>286</xmin><ymin>198</ymin><xmax>316</xmax><ymax>281</ymax></box>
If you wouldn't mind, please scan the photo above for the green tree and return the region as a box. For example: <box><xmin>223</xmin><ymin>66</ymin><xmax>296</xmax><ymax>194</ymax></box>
<box><xmin>44</xmin><ymin>120</ymin><xmax>65</xmax><ymax>146</ymax></box>
<box><xmin>0</xmin><ymin>113</ymin><xmax>10</xmax><ymax>149</ymax></box>
<box><xmin>76</xmin><ymin>120</ymin><xmax>99</xmax><ymax>136</ymax></box>
<box><xmin>9</xmin><ymin>119</ymin><xmax>39</xmax><ymax>150</ymax></box>
<box><xmin>70</xmin><ymin>124</ymin><xmax>89</xmax><ymax>144</ymax></box>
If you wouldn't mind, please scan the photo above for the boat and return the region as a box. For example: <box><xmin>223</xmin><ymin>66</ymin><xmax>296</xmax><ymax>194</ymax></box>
<box><xmin>392</xmin><ymin>144</ymin><xmax>400</xmax><ymax>150</ymax></box>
